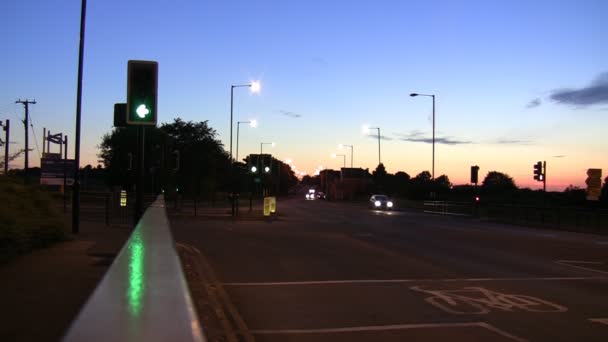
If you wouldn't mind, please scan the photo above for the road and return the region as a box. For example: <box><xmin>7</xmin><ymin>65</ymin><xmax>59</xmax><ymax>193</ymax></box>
<box><xmin>170</xmin><ymin>197</ymin><xmax>608</xmax><ymax>342</ymax></box>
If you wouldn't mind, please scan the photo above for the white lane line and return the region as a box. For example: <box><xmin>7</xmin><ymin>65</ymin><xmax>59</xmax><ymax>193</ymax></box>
<box><xmin>250</xmin><ymin>321</ymin><xmax>527</xmax><ymax>341</ymax></box>
<box><xmin>223</xmin><ymin>276</ymin><xmax>607</xmax><ymax>286</ymax></box>
<box><xmin>555</xmin><ymin>260</ymin><xmax>608</xmax><ymax>275</ymax></box>
<box><xmin>589</xmin><ymin>318</ymin><xmax>608</xmax><ymax>326</ymax></box>
<box><xmin>557</xmin><ymin>260</ymin><xmax>604</xmax><ymax>265</ymax></box>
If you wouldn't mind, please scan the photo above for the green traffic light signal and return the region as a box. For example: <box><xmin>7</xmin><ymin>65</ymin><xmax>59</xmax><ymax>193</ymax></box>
<box><xmin>127</xmin><ymin>60</ymin><xmax>158</xmax><ymax>125</ymax></box>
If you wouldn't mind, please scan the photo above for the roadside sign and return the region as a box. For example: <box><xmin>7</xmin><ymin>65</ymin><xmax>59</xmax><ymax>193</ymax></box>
<box><xmin>263</xmin><ymin>197</ymin><xmax>271</xmax><ymax>216</ymax></box>
<box><xmin>40</xmin><ymin>158</ymin><xmax>75</xmax><ymax>186</ymax></box>
<box><xmin>586</xmin><ymin>168</ymin><xmax>602</xmax><ymax>201</ymax></box>
<box><xmin>120</xmin><ymin>190</ymin><xmax>127</xmax><ymax>207</ymax></box>
<box><xmin>270</xmin><ymin>197</ymin><xmax>276</xmax><ymax>213</ymax></box>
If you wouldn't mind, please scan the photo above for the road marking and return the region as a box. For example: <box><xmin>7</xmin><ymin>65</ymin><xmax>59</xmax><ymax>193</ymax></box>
<box><xmin>250</xmin><ymin>321</ymin><xmax>527</xmax><ymax>341</ymax></box>
<box><xmin>589</xmin><ymin>318</ymin><xmax>608</xmax><ymax>326</ymax></box>
<box><xmin>223</xmin><ymin>276</ymin><xmax>608</xmax><ymax>286</ymax></box>
<box><xmin>410</xmin><ymin>286</ymin><xmax>567</xmax><ymax>315</ymax></box>
<box><xmin>536</xmin><ymin>233</ymin><xmax>556</xmax><ymax>238</ymax></box>
<box><xmin>555</xmin><ymin>260</ymin><xmax>608</xmax><ymax>275</ymax></box>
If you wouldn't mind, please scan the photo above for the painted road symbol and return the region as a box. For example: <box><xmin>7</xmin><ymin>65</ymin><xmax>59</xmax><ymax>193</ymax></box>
<box><xmin>410</xmin><ymin>286</ymin><xmax>567</xmax><ymax>315</ymax></box>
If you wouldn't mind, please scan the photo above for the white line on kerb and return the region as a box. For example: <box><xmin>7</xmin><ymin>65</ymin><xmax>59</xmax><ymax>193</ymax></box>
<box><xmin>557</xmin><ymin>260</ymin><xmax>604</xmax><ymax>265</ymax></box>
<box><xmin>555</xmin><ymin>260</ymin><xmax>608</xmax><ymax>275</ymax></box>
<box><xmin>223</xmin><ymin>276</ymin><xmax>608</xmax><ymax>287</ymax></box>
<box><xmin>250</xmin><ymin>321</ymin><xmax>528</xmax><ymax>341</ymax></box>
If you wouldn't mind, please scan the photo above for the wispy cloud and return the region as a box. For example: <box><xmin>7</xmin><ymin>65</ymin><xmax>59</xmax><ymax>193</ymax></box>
<box><xmin>552</xmin><ymin>155</ymin><xmax>566</xmax><ymax>158</ymax></box>
<box><xmin>550</xmin><ymin>72</ymin><xmax>608</xmax><ymax>107</ymax></box>
<box><xmin>526</xmin><ymin>98</ymin><xmax>542</xmax><ymax>108</ymax></box>
<box><xmin>277</xmin><ymin>110</ymin><xmax>302</xmax><ymax>118</ymax></box>
<box><xmin>395</xmin><ymin>131</ymin><xmax>472</xmax><ymax>145</ymax></box>
<box><xmin>492</xmin><ymin>138</ymin><xmax>533</xmax><ymax>145</ymax></box>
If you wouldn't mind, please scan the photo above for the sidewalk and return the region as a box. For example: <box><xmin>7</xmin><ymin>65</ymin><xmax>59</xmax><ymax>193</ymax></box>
<box><xmin>0</xmin><ymin>220</ymin><xmax>132</xmax><ymax>342</ymax></box>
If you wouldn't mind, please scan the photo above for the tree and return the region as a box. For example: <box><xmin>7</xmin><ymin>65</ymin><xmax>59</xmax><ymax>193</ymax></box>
<box><xmin>413</xmin><ymin>171</ymin><xmax>432</xmax><ymax>182</ymax></box>
<box><xmin>482</xmin><ymin>171</ymin><xmax>517</xmax><ymax>191</ymax></box>
<box><xmin>98</xmin><ymin>118</ymin><xmax>230</xmax><ymax>198</ymax></box>
<box><xmin>601</xmin><ymin>176</ymin><xmax>608</xmax><ymax>204</ymax></box>
<box><xmin>372</xmin><ymin>163</ymin><xmax>388</xmax><ymax>193</ymax></box>
<box><xmin>0</xmin><ymin>149</ymin><xmax>25</xmax><ymax>170</ymax></box>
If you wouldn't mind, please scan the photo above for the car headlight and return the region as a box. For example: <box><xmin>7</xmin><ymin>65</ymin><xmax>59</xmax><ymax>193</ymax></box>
<box><xmin>387</xmin><ymin>201</ymin><xmax>393</xmax><ymax>208</ymax></box>
<box><xmin>306</xmin><ymin>194</ymin><xmax>310</xmax><ymax>199</ymax></box>
<box><xmin>374</xmin><ymin>200</ymin><xmax>381</xmax><ymax>207</ymax></box>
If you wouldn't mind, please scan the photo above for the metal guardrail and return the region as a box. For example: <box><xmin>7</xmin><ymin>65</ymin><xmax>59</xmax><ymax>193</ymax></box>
<box><xmin>63</xmin><ymin>196</ymin><xmax>206</xmax><ymax>342</ymax></box>
<box><xmin>423</xmin><ymin>201</ymin><xmax>473</xmax><ymax>217</ymax></box>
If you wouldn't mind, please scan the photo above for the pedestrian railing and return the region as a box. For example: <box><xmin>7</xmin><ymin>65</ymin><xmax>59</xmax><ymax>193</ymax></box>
<box><xmin>63</xmin><ymin>196</ymin><xmax>206</xmax><ymax>342</ymax></box>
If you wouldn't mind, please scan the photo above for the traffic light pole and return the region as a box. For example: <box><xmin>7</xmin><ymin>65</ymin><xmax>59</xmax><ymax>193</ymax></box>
<box><xmin>134</xmin><ymin>126</ymin><xmax>145</xmax><ymax>225</ymax></box>
<box><xmin>3</xmin><ymin>119</ymin><xmax>9</xmax><ymax>175</ymax></box>
<box><xmin>543</xmin><ymin>161</ymin><xmax>547</xmax><ymax>192</ymax></box>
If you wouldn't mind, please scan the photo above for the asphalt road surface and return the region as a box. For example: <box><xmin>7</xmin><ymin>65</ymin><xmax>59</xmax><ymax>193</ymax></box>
<box><xmin>170</xmin><ymin>197</ymin><xmax>608</xmax><ymax>342</ymax></box>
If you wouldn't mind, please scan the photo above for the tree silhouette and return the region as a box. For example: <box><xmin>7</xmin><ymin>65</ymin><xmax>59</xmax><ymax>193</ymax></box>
<box><xmin>482</xmin><ymin>171</ymin><xmax>517</xmax><ymax>191</ymax></box>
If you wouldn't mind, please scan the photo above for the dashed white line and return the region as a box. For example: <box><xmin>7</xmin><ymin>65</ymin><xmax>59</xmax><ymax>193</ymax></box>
<box><xmin>250</xmin><ymin>321</ymin><xmax>527</xmax><ymax>341</ymax></box>
<box><xmin>223</xmin><ymin>276</ymin><xmax>607</xmax><ymax>287</ymax></box>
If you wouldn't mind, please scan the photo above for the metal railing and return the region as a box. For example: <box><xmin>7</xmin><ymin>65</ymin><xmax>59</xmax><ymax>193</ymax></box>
<box><xmin>63</xmin><ymin>196</ymin><xmax>206</xmax><ymax>342</ymax></box>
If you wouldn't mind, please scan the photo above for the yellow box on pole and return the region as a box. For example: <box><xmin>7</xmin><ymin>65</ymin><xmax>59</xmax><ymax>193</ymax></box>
<box><xmin>270</xmin><ymin>197</ymin><xmax>276</xmax><ymax>213</ymax></box>
<box><xmin>120</xmin><ymin>190</ymin><xmax>127</xmax><ymax>207</ymax></box>
<box><xmin>263</xmin><ymin>197</ymin><xmax>271</xmax><ymax>216</ymax></box>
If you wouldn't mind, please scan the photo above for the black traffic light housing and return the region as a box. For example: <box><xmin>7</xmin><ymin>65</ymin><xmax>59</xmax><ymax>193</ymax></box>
<box><xmin>533</xmin><ymin>161</ymin><xmax>543</xmax><ymax>181</ymax></box>
<box><xmin>127</xmin><ymin>60</ymin><xmax>158</xmax><ymax>126</ymax></box>
<box><xmin>470</xmin><ymin>165</ymin><xmax>480</xmax><ymax>184</ymax></box>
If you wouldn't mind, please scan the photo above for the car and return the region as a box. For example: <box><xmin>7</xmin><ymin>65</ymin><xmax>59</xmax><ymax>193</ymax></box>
<box><xmin>316</xmin><ymin>191</ymin><xmax>326</xmax><ymax>199</ymax></box>
<box><xmin>369</xmin><ymin>194</ymin><xmax>394</xmax><ymax>210</ymax></box>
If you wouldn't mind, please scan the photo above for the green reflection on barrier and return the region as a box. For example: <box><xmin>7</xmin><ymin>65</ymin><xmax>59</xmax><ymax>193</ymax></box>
<box><xmin>128</xmin><ymin>230</ymin><xmax>145</xmax><ymax>315</ymax></box>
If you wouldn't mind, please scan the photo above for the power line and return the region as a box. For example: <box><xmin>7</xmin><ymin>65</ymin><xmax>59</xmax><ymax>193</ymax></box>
<box><xmin>28</xmin><ymin>112</ymin><xmax>42</xmax><ymax>160</ymax></box>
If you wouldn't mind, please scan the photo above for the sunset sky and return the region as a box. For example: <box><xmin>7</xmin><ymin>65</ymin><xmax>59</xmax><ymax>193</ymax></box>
<box><xmin>1</xmin><ymin>0</ymin><xmax>607</xmax><ymax>191</ymax></box>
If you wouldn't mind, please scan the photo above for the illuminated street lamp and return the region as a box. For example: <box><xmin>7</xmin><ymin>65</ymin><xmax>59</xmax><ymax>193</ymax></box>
<box><xmin>261</xmin><ymin>142</ymin><xmax>275</xmax><ymax>154</ymax></box>
<box><xmin>236</xmin><ymin>119</ymin><xmax>257</xmax><ymax>162</ymax></box>
<box><xmin>339</xmin><ymin>143</ymin><xmax>354</xmax><ymax>167</ymax></box>
<box><xmin>230</xmin><ymin>81</ymin><xmax>261</xmax><ymax>162</ymax></box>
<box><xmin>332</xmin><ymin>153</ymin><xmax>346</xmax><ymax>168</ymax></box>
<box><xmin>362</xmin><ymin>125</ymin><xmax>381</xmax><ymax>165</ymax></box>
<box><xmin>410</xmin><ymin>92</ymin><xmax>435</xmax><ymax>179</ymax></box>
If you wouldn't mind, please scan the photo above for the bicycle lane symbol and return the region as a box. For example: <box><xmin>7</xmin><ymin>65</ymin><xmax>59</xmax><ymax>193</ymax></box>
<box><xmin>410</xmin><ymin>286</ymin><xmax>568</xmax><ymax>315</ymax></box>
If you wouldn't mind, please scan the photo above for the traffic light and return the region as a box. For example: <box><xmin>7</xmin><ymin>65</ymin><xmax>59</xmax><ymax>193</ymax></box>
<box><xmin>248</xmin><ymin>154</ymin><xmax>260</xmax><ymax>173</ymax></box>
<box><xmin>261</xmin><ymin>154</ymin><xmax>272</xmax><ymax>173</ymax></box>
<box><xmin>127</xmin><ymin>60</ymin><xmax>158</xmax><ymax>125</ymax></box>
<box><xmin>113</xmin><ymin>103</ymin><xmax>126</xmax><ymax>128</ymax></box>
<box><xmin>470</xmin><ymin>165</ymin><xmax>479</xmax><ymax>184</ymax></box>
<box><xmin>533</xmin><ymin>161</ymin><xmax>543</xmax><ymax>181</ymax></box>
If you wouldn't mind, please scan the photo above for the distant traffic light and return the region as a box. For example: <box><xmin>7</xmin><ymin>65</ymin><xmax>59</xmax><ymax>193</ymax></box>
<box><xmin>127</xmin><ymin>60</ymin><xmax>158</xmax><ymax>126</ymax></box>
<box><xmin>533</xmin><ymin>161</ymin><xmax>543</xmax><ymax>181</ymax></box>
<box><xmin>470</xmin><ymin>165</ymin><xmax>479</xmax><ymax>184</ymax></box>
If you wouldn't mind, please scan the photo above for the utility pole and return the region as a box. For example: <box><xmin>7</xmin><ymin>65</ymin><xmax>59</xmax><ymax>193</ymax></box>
<box><xmin>2</xmin><ymin>119</ymin><xmax>9</xmax><ymax>175</ymax></box>
<box><xmin>16</xmin><ymin>99</ymin><xmax>36</xmax><ymax>184</ymax></box>
<box><xmin>543</xmin><ymin>161</ymin><xmax>547</xmax><ymax>192</ymax></box>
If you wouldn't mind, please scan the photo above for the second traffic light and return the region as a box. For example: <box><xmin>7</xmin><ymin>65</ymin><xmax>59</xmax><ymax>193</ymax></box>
<box><xmin>533</xmin><ymin>161</ymin><xmax>543</xmax><ymax>181</ymax></box>
<box><xmin>127</xmin><ymin>60</ymin><xmax>158</xmax><ymax>126</ymax></box>
<box><xmin>470</xmin><ymin>165</ymin><xmax>480</xmax><ymax>184</ymax></box>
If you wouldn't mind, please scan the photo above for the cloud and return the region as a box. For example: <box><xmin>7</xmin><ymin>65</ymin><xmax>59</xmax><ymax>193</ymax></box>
<box><xmin>526</xmin><ymin>98</ymin><xmax>542</xmax><ymax>108</ymax></box>
<box><xmin>550</xmin><ymin>72</ymin><xmax>608</xmax><ymax>106</ymax></box>
<box><xmin>552</xmin><ymin>155</ymin><xmax>565</xmax><ymax>158</ymax></box>
<box><xmin>395</xmin><ymin>131</ymin><xmax>472</xmax><ymax>145</ymax></box>
<box><xmin>367</xmin><ymin>134</ymin><xmax>393</xmax><ymax>141</ymax></box>
<box><xmin>492</xmin><ymin>138</ymin><xmax>533</xmax><ymax>145</ymax></box>
<box><xmin>277</xmin><ymin>110</ymin><xmax>302</xmax><ymax>118</ymax></box>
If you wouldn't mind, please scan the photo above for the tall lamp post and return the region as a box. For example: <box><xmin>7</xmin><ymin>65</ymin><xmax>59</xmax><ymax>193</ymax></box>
<box><xmin>363</xmin><ymin>125</ymin><xmax>381</xmax><ymax>165</ymax></box>
<box><xmin>236</xmin><ymin>119</ymin><xmax>257</xmax><ymax>162</ymax></box>
<box><xmin>410</xmin><ymin>92</ymin><xmax>436</xmax><ymax>179</ymax></box>
<box><xmin>339</xmin><ymin>144</ymin><xmax>353</xmax><ymax>168</ymax></box>
<box><xmin>230</xmin><ymin>81</ymin><xmax>260</xmax><ymax>161</ymax></box>
<box><xmin>332</xmin><ymin>153</ymin><xmax>346</xmax><ymax>168</ymax></box>
<box><xmin>260</xmin><ymin>141</ymin><xmax>275</xmax><ymax>155</ymax></box>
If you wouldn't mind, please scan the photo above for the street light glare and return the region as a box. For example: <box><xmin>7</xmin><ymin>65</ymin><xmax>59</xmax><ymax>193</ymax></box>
<box><xmin>271</xmin><ymin>142</ymin><xmax>276</xmax><ymax>147</ymax></box>
<box><xmin>250</xmin><ymin>119</ymin><xmax>257</xmax><ymax>128</ymax></box>
<box><xmin>331</xmin><ymin>153</ymin><xmax>337</xmax><ymax>159</ymax></box>
<box><xmin>338</xmin><ymin>143</ymin><xmax>344</xmax><ymax>149</ymax></box>
<box><xmin>361</xmin><ymin>125</ymin><xmax>370</xmax><ymax>134</ymax></box>
<box><xmin>285</xmin><ymin>158</ymin><xmax>292</xmax><ymax>164</ymax></box>
<box><xmin>250</xmin><ymin>81</ymin><xmax>261</xmax><ymax>93</ymax></box>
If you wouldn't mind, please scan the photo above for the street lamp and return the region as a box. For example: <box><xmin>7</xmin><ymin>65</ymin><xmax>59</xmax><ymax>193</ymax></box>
<box><xmin>332</xmin><ymin>153</ymin><xmax>346</xmax><ymax>168</ymax></box>
<box><xmin>236</xmin><ymin>119</ymin><xmax>257</xmax><ymax>162</ymax></box>
<box><xmin>362</xmin><ymin>125</ymin><xmax>381</xmax><ymax>166</ymax></box>
<box><xmin>260</xmin><ymin>142</ymin><xmax>275</xmax><ymax>154</ymax></box>
<box><xmin>339</xmin><ymin>144</ymin><xmax>354</xmax><ymax>168</ymax></box>
<box><xmin>229</xmin><ymin>81</ymin><xmax>261</xmax><ymax>162</ymax></box>
<box><xmin>410</xmin><ymin>92</ymin><xmax>436</xmax><ymax>179</ymax></box>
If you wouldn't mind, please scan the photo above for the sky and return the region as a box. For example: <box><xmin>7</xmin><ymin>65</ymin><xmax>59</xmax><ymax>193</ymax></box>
<box><xmin>1</xmin><ymin>0</ymin><xmax>607</xmax><ymax>191</ymax></box>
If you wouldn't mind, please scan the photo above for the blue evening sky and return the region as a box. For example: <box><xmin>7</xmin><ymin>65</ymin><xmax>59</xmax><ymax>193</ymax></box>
<box><xmin>1</xmin><ymin>0</ymin><xmax>606</xmax><ymax>190</ymax></box>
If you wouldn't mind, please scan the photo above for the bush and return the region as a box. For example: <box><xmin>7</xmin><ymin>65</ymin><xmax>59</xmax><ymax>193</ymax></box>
<box><xmin>0</xmin><ymin>178</ymin><xmax>66</xmax><ymax>263</ymax></box>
